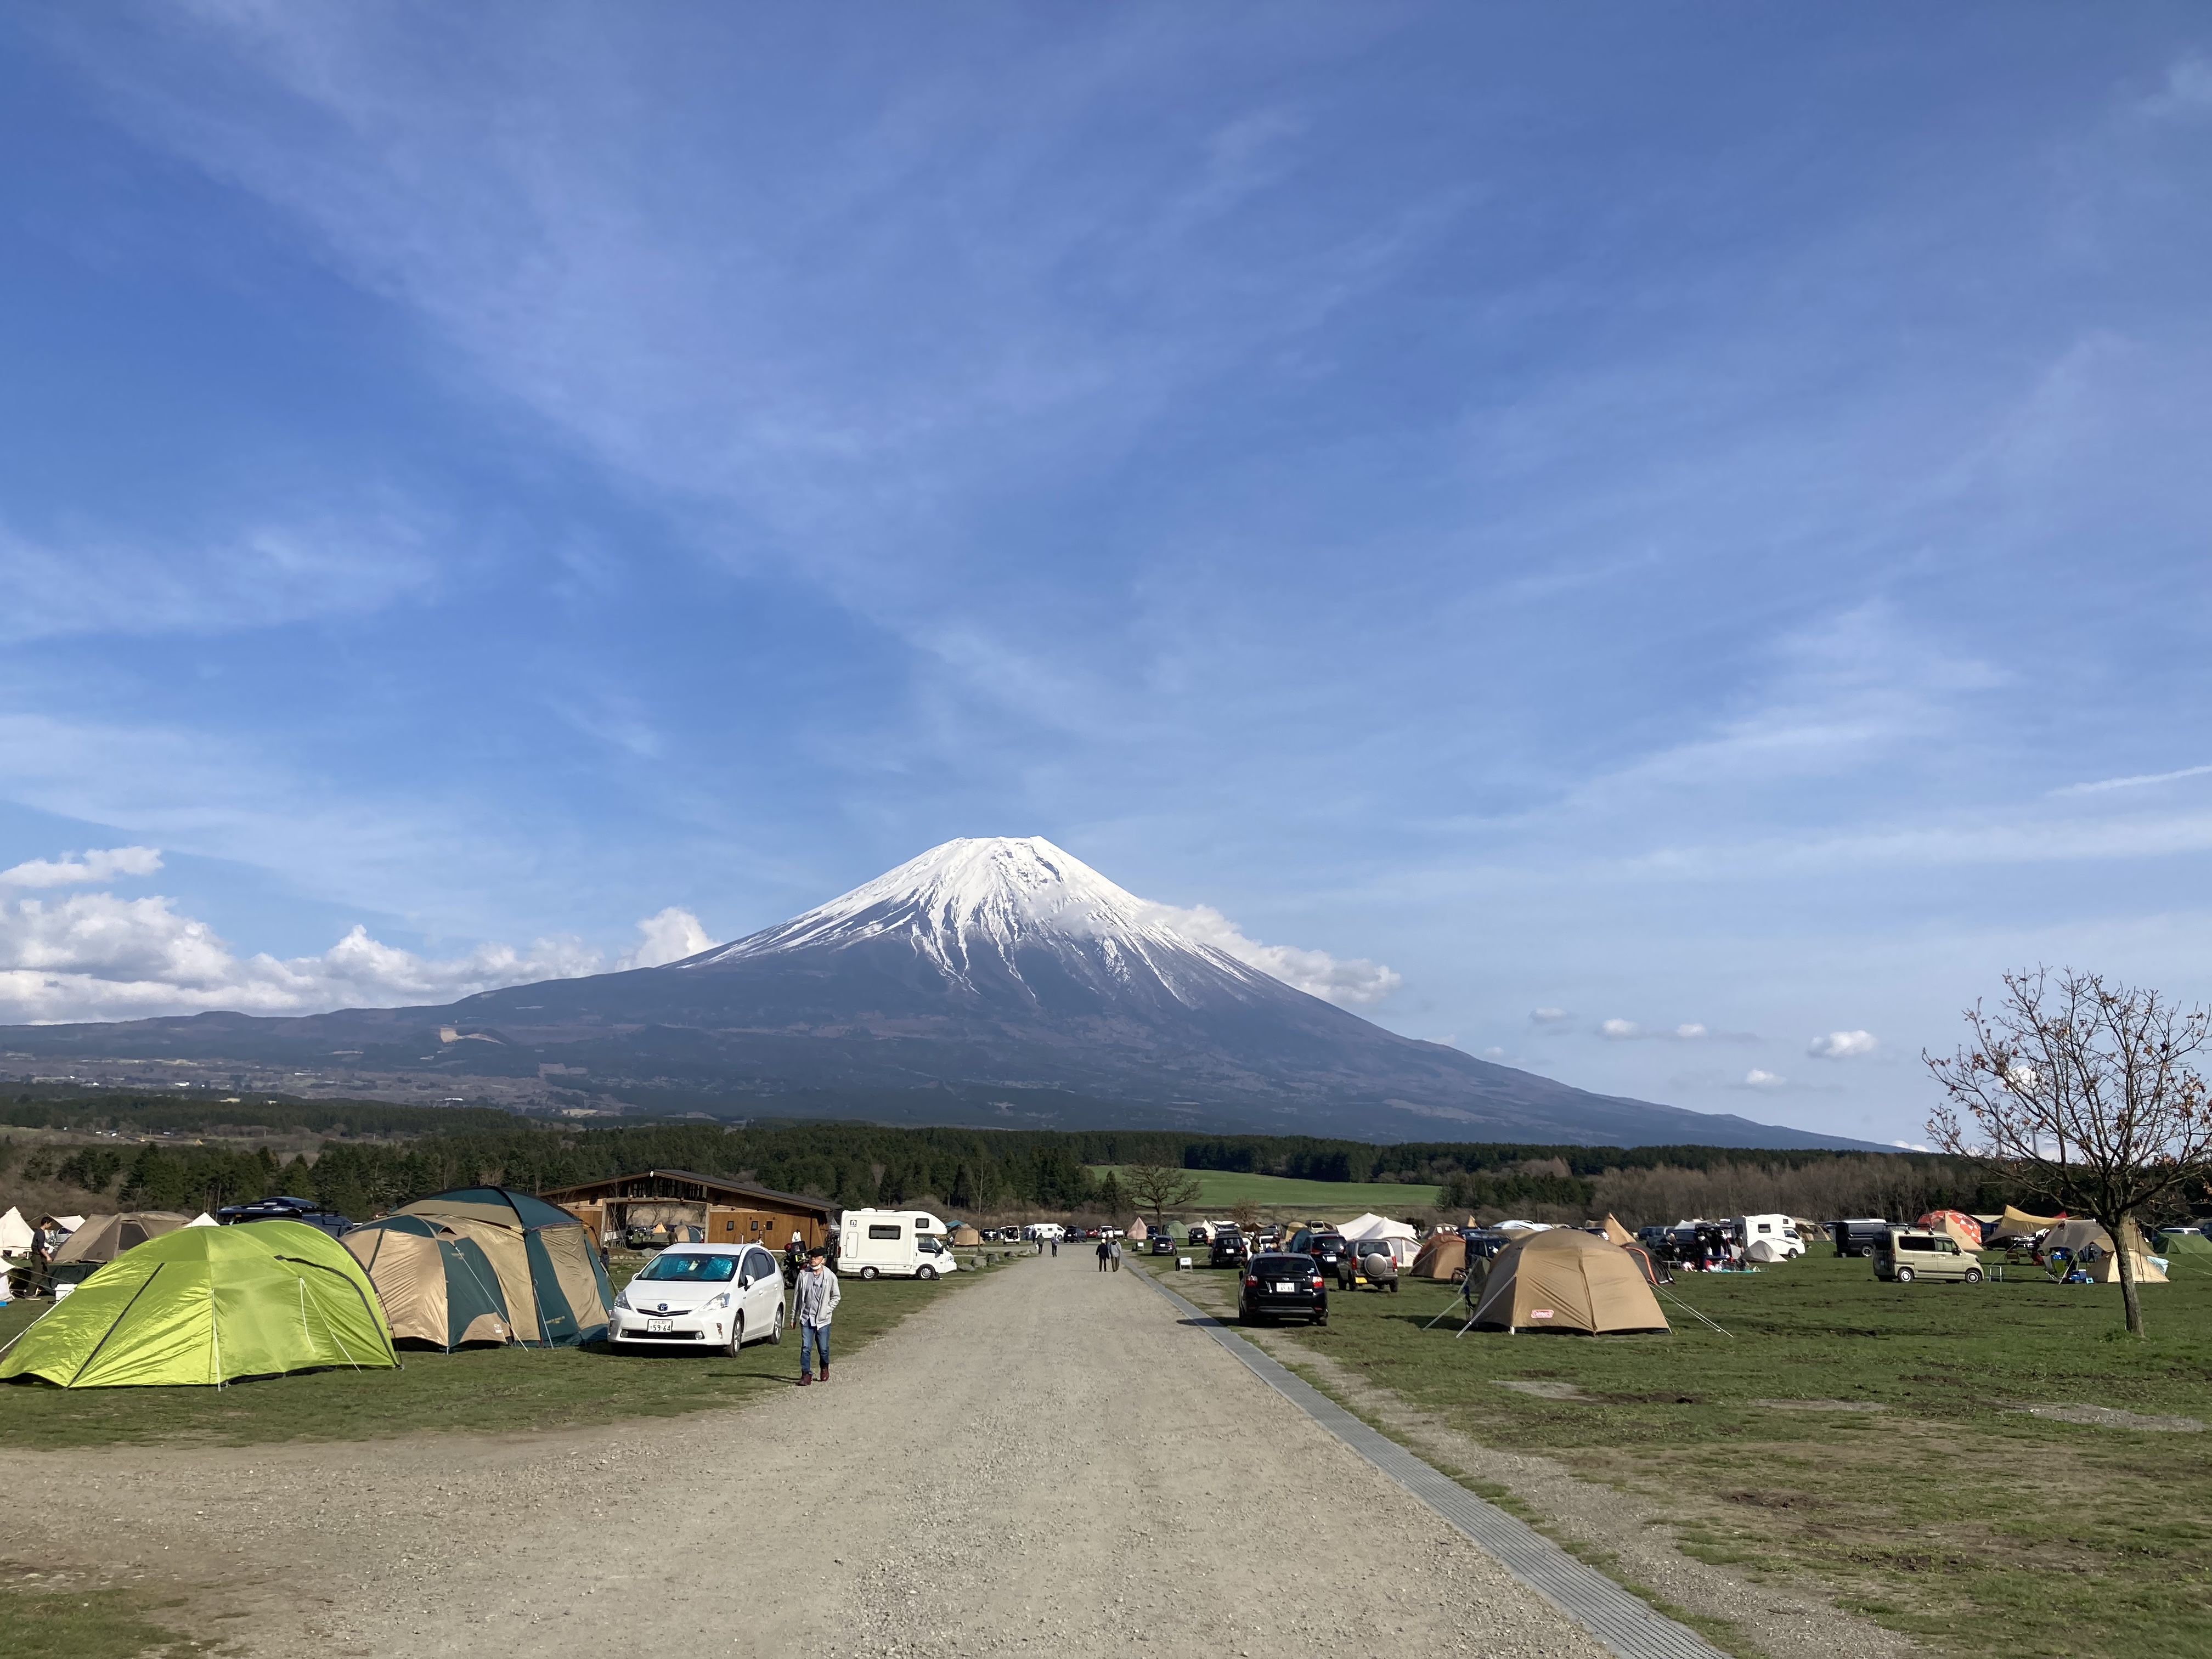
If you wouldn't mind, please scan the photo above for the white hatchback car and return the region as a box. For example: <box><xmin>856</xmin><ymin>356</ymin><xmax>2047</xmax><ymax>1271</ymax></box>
<box><xmin>609</xmin><ymin>1243</ymin><xmax>786</xmax><ymax>1355</ymax></box>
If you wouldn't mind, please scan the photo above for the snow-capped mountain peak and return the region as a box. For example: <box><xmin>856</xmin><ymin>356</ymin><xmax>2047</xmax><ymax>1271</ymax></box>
<box><xmin>681</xmin><ymin>837</ymin><xmax>1226</xmax><ymax>997</ymax></box>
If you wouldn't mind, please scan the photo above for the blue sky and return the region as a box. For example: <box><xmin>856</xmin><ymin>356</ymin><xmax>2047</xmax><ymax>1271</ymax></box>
<box><xmin>3</xmin><ymin>5</ymin><xmax>2210</xmax><ymax>1144</ymax></box>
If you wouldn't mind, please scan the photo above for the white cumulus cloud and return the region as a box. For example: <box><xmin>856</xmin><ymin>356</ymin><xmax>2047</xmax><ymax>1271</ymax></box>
<box><xmin>0</xmin><ymin>847</ymin><xmax>164</xmax><ymax>888</ymax></box>
<box><xmin>1530</xmin><ymin>1007</ymin><xmax>1570</xmax><ymax>1024</ymax></box>
<box><xmin>0</xmin><ymin>853</ymin><xmax>706</xmax><ymax>1022</ymax></box>
<box><xmin>1140</xmin><ymin>901</ymin><xmax>1402</xmax><ymax>1007</ymax></box>
<box><xmin>1743</xmin><ymin>1068</ymin><xmax>1787</xmax><ymax>1087</ymax></box>
<box><xmin>1807</xmin><ymin>1029</ymin><xmax>1878</xmax><ymax>1059</ymax></box>
<box><xmin>617</xmin><ymin>906</ymin><xmax>714</xmax><ymax>969</ymax></box>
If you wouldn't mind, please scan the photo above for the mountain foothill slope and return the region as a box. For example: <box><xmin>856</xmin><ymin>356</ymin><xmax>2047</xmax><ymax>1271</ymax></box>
<box><xmin>0</xmin><ymin>837</ymin><xmax>1869</xmax><ymax>1148</ymax></box>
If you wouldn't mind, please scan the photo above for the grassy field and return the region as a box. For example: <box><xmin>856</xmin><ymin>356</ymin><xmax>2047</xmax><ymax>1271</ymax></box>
<box><xmin>0</xmin><ymin>1251</ymin><xmax>994</xmax><ymax>1451</ymax></box>
<box><xmin>1169</xmin><ymin>1249</ymin><xmax>2212</xmax><ymax>1659</ymax></box>
<box><xmin>1091</xmin><ymin>1166</ymin><xmax>1442</xmax><ymax>1213</ymax></box>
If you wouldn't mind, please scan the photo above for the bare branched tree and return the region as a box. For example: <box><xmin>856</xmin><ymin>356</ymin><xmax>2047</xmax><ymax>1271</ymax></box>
<box><xmin>1121</xmin><ymin>1160</ymin><xmax>1203</xmax><ymax>1221</ymax></box>
<box><xmin>1925</xmin><ymin>967</ymin><xmax>2212</xmax><ymax>1336</ymax></box>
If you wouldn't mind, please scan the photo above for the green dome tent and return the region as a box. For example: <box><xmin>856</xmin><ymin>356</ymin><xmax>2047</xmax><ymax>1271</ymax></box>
<box><xmin>0</xmin><ymin>1221</ymin><xmax>396</xmax><ymax>1389</ymax></box>
<box><xmin>394</xmin><ymin>1186</ymin><xmax>614</xmax><ymax>1347</ymax></box>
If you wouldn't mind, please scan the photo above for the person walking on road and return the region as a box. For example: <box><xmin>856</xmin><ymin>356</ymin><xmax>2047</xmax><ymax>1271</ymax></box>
<box><xmin>1109</xmin><ymin>1238</ymin><xmax>1122</xmax><ymax>1273</ymax></box>
<box><xmin>794</xmin><ymin>1246</ymin><xmax>840</xmax><ymax>1386</ymax></box>
<box><xmin>1096</xmin><ymin>1238</ymin><xmax>1110</xmax><ymax>1272</ymax></box>
<box><xmin>1050</xmin><ymin>1235</ymin><xmax>1058</xmax><ymax>1258</ymax></box>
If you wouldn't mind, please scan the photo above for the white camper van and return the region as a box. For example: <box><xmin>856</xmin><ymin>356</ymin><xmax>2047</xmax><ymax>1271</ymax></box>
<box><xmin>1730</xmin><ymin>1215</ymin><xmax>1807</xmax><ymax>1259</ymax></box>
<box><xmin>837</xmin><ymin>1209</ymin><xmax>958</xmax><ymax>1280</ymax></box>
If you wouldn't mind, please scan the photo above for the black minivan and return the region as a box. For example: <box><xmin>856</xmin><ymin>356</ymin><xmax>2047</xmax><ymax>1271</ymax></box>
<box><xmin>1238</xmin><ymin>1251</ymin><xmax>1328</xmax><ymax>1326</ymax></box>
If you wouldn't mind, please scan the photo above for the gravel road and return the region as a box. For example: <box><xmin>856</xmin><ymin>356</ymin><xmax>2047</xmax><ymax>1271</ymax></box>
<box><xmin>1</xmin><ymin>1255</ymin><xmax>1611</xmax><ymax>1658</ymax></box>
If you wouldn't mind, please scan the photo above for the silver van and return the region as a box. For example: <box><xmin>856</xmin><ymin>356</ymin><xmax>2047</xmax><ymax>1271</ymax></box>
<box><xmin>1874</xmin><ymin>1228</ymin><xmax>1983</xmax><ymax>1284</ymax></box>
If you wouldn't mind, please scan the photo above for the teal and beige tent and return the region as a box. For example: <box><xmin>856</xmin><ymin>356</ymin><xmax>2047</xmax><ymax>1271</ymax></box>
<box><xmin>342</xmin><ymin>1214</ymin><xmax>516</xmax><ymax>1349</ymax></box>
<box><xmin>394</xmin><ymin>1186</ymin><xmax>613</xmax><ymax>1346</ymax></box>
<box><xmin>0</xmin><ymin>1220</ymin><xmax>396</xmax><ymax>1388</ymax></box>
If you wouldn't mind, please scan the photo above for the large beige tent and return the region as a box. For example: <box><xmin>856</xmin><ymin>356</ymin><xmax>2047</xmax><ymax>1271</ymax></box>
<box><xmin>49</xmin><ymin>1212</ymin><xmax>193</xmax><ymax>1267</ymax></box>
<box><xmin>1600</xmin><ymin>1215</ymin><xmax>1634</xmax><ymax>1245</ymax></box>
<box><xmin>2044</xmin><ymin>1219</ymin><xmax>2166</xmax><ymax>1284</ymax></box>
<box><xmin>393</xmin><ymin>1187</ymin><xmax>613</xmax><ymax>1346</ymax></box>
<box><xmin>0</xmin><ymin>1206</ymin><xmax>32</xmax><ymax>1259</ymax></box>
<box><xmin>949</xmin><ymin>1224</ymin><xmax>983</xmax><ymax>1245</ymax></box>
<box><xmin>1468</xmin><ymin>1228</ymin><xmax>1669</xmax><ymax>1335</ymax></box>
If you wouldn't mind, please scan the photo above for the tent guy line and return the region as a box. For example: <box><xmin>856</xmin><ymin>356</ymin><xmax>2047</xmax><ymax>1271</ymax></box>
<box><xmin>1124</xmin><ymin>1260</ymin><xmax>1730</xmax><ymax>1659</ymax></box>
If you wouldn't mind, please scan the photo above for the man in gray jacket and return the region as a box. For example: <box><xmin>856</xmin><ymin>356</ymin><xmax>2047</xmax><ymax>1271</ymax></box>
<box><xmin>794</xmin><ymin>1246</ymin><xmax>841</xmax><ymax>1386</ymax></box>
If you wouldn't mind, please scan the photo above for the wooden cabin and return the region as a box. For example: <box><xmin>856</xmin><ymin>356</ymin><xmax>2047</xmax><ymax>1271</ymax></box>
<box><xmin>538</xmin><ymin>1169</ymin><xmax>836</xmax><ymax>1252</ymax></box>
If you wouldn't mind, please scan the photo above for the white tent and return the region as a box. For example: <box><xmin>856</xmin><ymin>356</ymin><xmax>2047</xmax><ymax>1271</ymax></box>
<box><xmin>185</xmin><ymin>1212</ymin><xmax>218</xmax><ymax>1228</ymax></box>
<box><xmin>1342</xmin><ymin>1214</ymin><xmax>1419</xmax><ymax>1244</ymax></box>
<box><xmin>0</xmin><ymin>1206</ymin><xmax>32</xmax><ymax>1259</ymax></box>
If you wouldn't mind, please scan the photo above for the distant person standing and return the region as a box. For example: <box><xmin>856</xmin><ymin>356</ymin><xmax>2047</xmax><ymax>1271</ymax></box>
<box><xmin>1096</xmin><ymin>1237</ymin><xmax>1110</xmax><ymax>1272</ymax></box>
<box><xmin>794</xmin><ymin>1246</ymin><xmax>840</xmax><ymax>1386</ymax></box>
<box><xmin>1050</xmin><ymin>1235</ymin><xmax>1058</xmax><ymax>1258</ymax></box>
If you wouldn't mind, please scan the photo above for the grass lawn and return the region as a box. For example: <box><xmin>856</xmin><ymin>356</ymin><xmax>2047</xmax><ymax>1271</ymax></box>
<box><xmin>1169</xmin><ymin>1250</ymin><xmax>2212</xmax><ymax>1659</ymax></box>
<box><xmin>1091</xmin><ymin>1166</ymin><xmax>1441</xmax><ymax>1213</ymax></box>
<box><xmin>0</xmin><ymin>1251</ymin><xmax>1000</xmax><ymax>1451</ymax></box>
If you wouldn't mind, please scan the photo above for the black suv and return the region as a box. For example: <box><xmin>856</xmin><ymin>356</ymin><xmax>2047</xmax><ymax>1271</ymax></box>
<box><xmin>1149</xmin><ymin>1232</ymin><xmax>1175</xmax><ymax>1255</ymax></box>
<box><xmin>1210</xmin><ymin>1232</ymin><xmax>1249</xmax><ymax>1268</ymax></box>
<box><xmin>1238</xmin><ymin>1252</ymin><xmax>1328</xmax><ymax>1326</ymax></box>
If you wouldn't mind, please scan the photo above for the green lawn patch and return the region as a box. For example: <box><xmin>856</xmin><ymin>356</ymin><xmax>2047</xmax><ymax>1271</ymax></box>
<box><xmin>1090</xmin><ymin>1167</ymin><xmax>1441</xmax><ymax>1212</ymax></box>
<box><xmin>1172</xmin><ymin>1251</ymin><xmax>2212</xmax><ymax>1659</ymax></box>
<box><xmin>0</xmin><ymin>1570</ymin><xmax>216</xmax><ymax>1659</ymax></box>
<box><xmin>0</xmin><ymin>1252</ymin><xmax>1001</xmax><ymax>1450</ymax></box>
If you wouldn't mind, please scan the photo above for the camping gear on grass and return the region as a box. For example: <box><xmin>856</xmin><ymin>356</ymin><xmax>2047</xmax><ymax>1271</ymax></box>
<box><xmin>342</xmin><ymin>1214</ymin><xmax>516</xmax><ymax>1349</ymax></box>
<box><xmin>1985</xmin><ymin>1206</ymin><xmax>2064</xmax><ymax>1245</ymax></box>
<box><xmin>49</xmin><ymin>1211</ymin><xmax>193</xmax><ymax>1268</ymax></box>
<box><xmin>1465</xmin><ymin>1227</ymin><xmax>1670</xmax><ymax>1335</ymax></box>
<box><xmin>396</xmin><ymin>1186</ymin><xmax>614</xmax><ymax>1346</ymax></box>
<box><xmin>1916</xmin><ymin>1210</ymin><xmax>1987</xmax><ymax>1252</ymax></box>
<box><xmin>0</xmin><ymin>1220</ymin><xmax>396</xmax><ymax>1388</ymax></box>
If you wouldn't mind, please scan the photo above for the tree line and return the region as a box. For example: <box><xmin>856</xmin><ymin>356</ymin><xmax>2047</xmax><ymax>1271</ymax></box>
<box><xmin>4</xmin><ymin>1090</ymin><xmax>2019</xmax><ymax>1226</ymax></box>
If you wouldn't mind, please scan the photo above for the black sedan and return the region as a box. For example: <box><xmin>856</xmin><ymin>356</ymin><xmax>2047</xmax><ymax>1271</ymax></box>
<box><xmin>1149</xmin><ymin>1233</ymin><xmax>1176</xmax><ymax>1255</ymax></box>
<box><xmin>1238</xmin><ymin>1252</ymin><xmax>1328</xmax><ymax>1327</ymax></box>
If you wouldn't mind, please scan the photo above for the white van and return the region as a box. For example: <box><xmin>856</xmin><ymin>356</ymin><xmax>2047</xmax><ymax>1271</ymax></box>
<box><xmin>1730</xmin><ymin>1215</ymin><xmax>1806</xmax><ymax>1259</ymax></box>
<box><xmin>837</xmin><ymin>1209</ymin><xmax>958</xmax><ymax>1280</ymax></box>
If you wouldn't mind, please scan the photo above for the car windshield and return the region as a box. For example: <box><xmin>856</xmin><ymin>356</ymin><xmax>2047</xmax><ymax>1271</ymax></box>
<box><xmin>636</xmin><ymin>1251</ymin><xmax>741</xmax><ymax>1283</ymax></box>
<box><xmin>1255</xmin><ymin>1257</ymin><xmax>1312</xmax><ymax>1276</ymax></box>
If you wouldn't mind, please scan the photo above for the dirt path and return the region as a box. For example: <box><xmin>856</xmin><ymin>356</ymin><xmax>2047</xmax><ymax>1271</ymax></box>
<box><xmin>1</xmin><ymin>1255</ymin><xmax>1610</xmax><ymax>1658</ymax></box>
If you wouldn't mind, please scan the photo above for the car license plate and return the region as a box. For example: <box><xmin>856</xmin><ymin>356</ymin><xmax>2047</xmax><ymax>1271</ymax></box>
<box><xmin>647</xmin><ymin>1318</ymin><xmax>674</xmax><ymax>1334</ymax></box>
<box><xmin>1273</xmin><ymin>1281</ymin><xmax>1295</xmax><ymax>1293</ymax></box>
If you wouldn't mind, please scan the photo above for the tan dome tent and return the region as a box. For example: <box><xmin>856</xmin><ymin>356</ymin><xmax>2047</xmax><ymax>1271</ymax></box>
<box><xmin>49</xmin><ymin>1212</ymin><xmax>194</xmax><ymax>1268</ymax></box>
<box><xmin>1411</xmin><ymin>1232</ymin><xmax>1468</xmax><ymax>1281</ymax></box>
<box><xmin>394</xmin><ymin>1187</ymin><xmax>613</xmax><ymax>1346</ymax></box>
<box><xmin>949</xmin><ymin>1225</ymin><xmax>983</xmax><ymax>1246</ymax></box>
<box><xmin>342</xmin><ymin>1214</ymin><xmax>516</xmax><ymax>1350</ymax></box>
<box><xmin>1468</xmin><ymin>1228</ymin><xmax>1669</xmax><ymax>1335</ymax></box>
<box><xmin>1600</xmin><ymin>1214</ymin><xmax>1634</xmax><ymax>1245</ymax></box>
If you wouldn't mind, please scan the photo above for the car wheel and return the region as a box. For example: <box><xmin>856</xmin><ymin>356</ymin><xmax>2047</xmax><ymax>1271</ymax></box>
<box><xmin>766</xmin><ymin>1305</ymin><xmax>783</xmax><ymax>1342</ymax></box>
<box><xmin>917</xmin><ymin>1265</ymin><xmax>938</xmax><ymax>1281</ymax></box>
<box><xmin>1963</xmin><ymin>1268</ymin><xmax>1983</xmax><ymax>1284</ymax></box>
<box><xmin>1312</xmin><ymin>1313</ymin><xmax>1328</xmax><ymax>1327</ymax></box>
<box><xmin>859</xmin><ymin>1266</ymin><xmax>879</xmax><ymax>1280</ymax></box>
<box><xmin>725</xmin><ymin>1316</ymin><xmax>746</xmax><ymax>1357</ymax></box>
<box><xmin>1895</xmin><ymin>1266</ymin><xmax>1915</xmax><ymax>1283</ymax></box>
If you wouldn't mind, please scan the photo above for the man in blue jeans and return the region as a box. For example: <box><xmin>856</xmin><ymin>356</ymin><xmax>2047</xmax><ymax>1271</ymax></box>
<box><xmin>794</xmin><ymin>1246</ymin><xmax>840</xmax><ymax>1385</ymax></box>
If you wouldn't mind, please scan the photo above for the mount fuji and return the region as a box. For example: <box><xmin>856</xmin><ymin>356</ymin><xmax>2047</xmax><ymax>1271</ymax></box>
<box><xmin>0</xmin><ymin>837</ymin><xmax>1867</xmax><ymax>1148</ymax></box>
